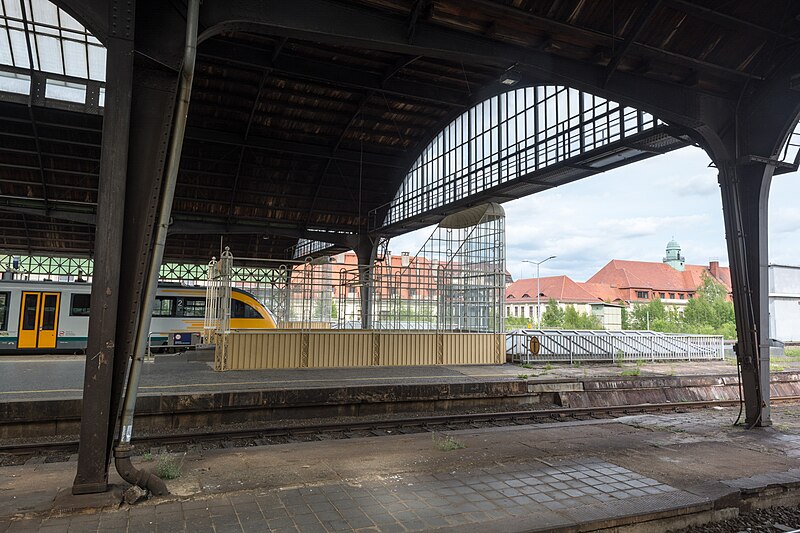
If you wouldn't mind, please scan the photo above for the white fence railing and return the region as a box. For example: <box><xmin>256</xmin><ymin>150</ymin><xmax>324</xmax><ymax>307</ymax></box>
<box><xmin>506</xmin><ymin>329</ymin><xmax>724</xmax><ymax>364</ymax></box>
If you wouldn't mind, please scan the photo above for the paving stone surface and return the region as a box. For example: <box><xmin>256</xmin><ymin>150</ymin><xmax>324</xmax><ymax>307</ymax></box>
<box><xmin>3</xmin><ymin>457</ymin><xmax>694</xmax><ymax>532</ymax></box>
<box><xmin>6</xmin><ymin>404</ymin><xmax>800</xmax><ymax>532</ymax></box>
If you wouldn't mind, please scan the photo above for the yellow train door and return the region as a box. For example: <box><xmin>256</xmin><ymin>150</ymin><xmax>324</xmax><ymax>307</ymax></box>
<box><xmin>38</xmin><ymin>293</ymin><xmax>61</xmax><ymax>349</ymax></box>
<box><xmin>17</xmin><ymin>292</ymin><xmax>61</xmax><ymax>349</ymax></box>
<box><xmin>18</xmin><ymin>292</ymin><xmax>40</xmax><ymax>349</ymax></box>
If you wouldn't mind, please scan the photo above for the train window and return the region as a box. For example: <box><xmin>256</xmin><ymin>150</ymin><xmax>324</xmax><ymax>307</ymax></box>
<box><xmin>0</xmin><ymin>292</ymin><xmax>8</xmax><ymax>330</ymax></box>
<box><xmin>22</xmin><ymin>294</ymin><xmax>38</xmax><ymax>330</ymax></box>
<box><xmin>177</xmin><ymin>297</ymin><xmax>205</xmax><ymax>317</ymax></box>
<box><xmin>231</xmin><ymin>299</ymin><xmax>262</xmax><ymax>319</ymax></box>
<box><xmin>70</xmin><ymin>293</ymin><xmax>92</xmax><ymax>316</ymax></box>
<box><xmin>152</xmin><ymin>297</ymin><xmax>174</xmax><ymax>317</ymax></box>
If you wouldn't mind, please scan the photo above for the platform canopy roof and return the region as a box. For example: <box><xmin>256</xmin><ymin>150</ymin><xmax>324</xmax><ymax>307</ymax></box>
<box><xmin>0</xmin><ymin>0</ymin><xmax>799</xmax><ymax>262</ymax></box>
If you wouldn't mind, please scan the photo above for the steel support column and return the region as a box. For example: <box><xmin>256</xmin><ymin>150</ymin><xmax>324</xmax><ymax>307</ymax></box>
<box><xmin>72</xmin><ymin>30</ymin><xmax>135</xmax><ymax>495</ymax></box>
<box><xmin>718</xmin><ymin>160</ymin><xmax>774</xmax><ymax>427</ymax></box>
<box><xmin>72</xmin><ymin>0</ymin><xmax>186</xmax><ymax>493</ymax></box>
<box><xmin>355</xmin><ymin>236</ymin><xmax>381</xmax><ymax>329</ymax></box>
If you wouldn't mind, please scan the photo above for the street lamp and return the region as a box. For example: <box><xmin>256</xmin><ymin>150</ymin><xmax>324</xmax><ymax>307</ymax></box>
<box><xmin>522</xmin><ymin>256</ymin><xmax>556</xmax><ymax>328</ymax></box>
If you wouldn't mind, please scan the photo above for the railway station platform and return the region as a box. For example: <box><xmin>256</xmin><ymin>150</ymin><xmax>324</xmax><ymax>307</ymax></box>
<box><xmin>4</xmin><ymin>404</ymin><xmax>800</xmax><ymax>532</ymax></box>
<box><xmin>3</xmin><ymin>354</ymin><xmax>800</xmax><ymax>402</ymax></box>
<box><xmin>4</xmin><ymin>356</ymin><xmax>800</xmax><ymax>443</ymax></box>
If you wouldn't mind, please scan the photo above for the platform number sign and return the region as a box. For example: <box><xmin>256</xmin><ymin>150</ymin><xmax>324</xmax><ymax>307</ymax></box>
<box><xmin>529</xmin><ymin>335</ymin><xmax>541</xmax><ymax>355</ymax></box>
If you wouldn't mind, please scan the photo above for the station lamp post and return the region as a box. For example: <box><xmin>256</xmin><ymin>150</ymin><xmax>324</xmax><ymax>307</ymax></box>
<box><xmin>523</xmin><ymin>256</ymin><xmax>556</xmax><ymax>328</ymax></box>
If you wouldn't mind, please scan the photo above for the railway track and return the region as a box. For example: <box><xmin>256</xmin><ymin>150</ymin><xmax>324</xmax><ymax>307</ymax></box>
<box><xmin>4</xmin><ymin>397</ymin><xmax>798</xmax><ymax>462</ymax></box>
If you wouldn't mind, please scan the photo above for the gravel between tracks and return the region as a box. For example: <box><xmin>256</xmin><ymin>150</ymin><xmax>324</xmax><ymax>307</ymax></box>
<box><xmin>678</xmin><ymin>506</ymin><xmax>800</xmax><ymax>532</ymax></box>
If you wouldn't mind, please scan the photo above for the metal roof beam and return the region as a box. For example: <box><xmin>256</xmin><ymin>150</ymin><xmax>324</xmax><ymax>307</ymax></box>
<box><xmin>183</xmin><ymin>126</ymin><xmax>404</xmax><ymax>168</ymax></box>
<box><xmin>0</xmin><ymin>199</ymin><xmax>96</xmax><ymax>225</ymax></box>
<box><xmin>168</xmin><ymin>218</ymin><xmax>358</xmax><ymax>247</ymax></box>
<box><xmin>199</xmin><ymin>0</ymin><xmax>731</xmax><ymax>128</ymax></box>
<box><xmin>604</xmin><ymin>0</ymin><xmax>662</xmax><ymax>86</ymax></box>
<box><xmin>198</xmin><ymin>39</ymin><xmax>470</xmax><ymax>108</ymax></box>
<box><xmin>225</xmin><ymin>37</ymin><xmax>287</xmax><ymax>222</ymax></box>
<box><xmin>664</xmin><ymin>0</ymin><xmax>800</xmax><ymax>44</ymax></box>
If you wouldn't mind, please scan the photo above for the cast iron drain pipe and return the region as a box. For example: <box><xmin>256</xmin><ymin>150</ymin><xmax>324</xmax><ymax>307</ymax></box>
<box><xmin>114</xmin><ymin>0</ymin><xmax>200</xmax><ymax>496</ymax></box>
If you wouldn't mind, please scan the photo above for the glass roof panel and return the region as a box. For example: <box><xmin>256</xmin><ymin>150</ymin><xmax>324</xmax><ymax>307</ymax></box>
<box><xmin>0</xmin><ymin>70</ymin><xmax>28</xmax><ymax>94</ymax></box>
<box><xmin>0</xmin><ymin>0</ymin><xmax>105</xmax><ymax>82</ymax></box>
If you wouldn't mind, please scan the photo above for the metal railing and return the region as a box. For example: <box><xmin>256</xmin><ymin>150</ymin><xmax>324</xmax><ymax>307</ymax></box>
<box><xmin>506</xmin><ymin>329</ymin><xmax>724</xmax><ymax>364</ymax></box>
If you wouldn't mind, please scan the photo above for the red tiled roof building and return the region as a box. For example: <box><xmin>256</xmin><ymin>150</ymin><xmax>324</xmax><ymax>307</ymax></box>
<box><xmin>585</xmin><ymin>239</ymin><xmax>731</xmax><ymax>305</ymax></box>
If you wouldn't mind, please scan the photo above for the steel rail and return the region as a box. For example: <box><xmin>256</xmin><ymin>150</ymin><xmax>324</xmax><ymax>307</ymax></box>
<box><xmin>4</xmin><ymin>396</ymin><xmax>800</xmax><ymax>457</ymax></box>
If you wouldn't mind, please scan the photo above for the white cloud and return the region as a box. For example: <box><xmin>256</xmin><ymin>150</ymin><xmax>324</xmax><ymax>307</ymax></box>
<box><xmin>670</xmin><ymin>172</ymin><xmax>719</xmax><ymax>197</ymax></box>
<box><xmin>386</xmin><ymin>146</ymin><xmax>800</xmax><ymax>282</ymax></box>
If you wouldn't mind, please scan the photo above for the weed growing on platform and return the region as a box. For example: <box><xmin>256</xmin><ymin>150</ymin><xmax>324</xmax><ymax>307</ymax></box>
<box><xmin>572</xmin><ymin>361</ymin><xmax>581</xmax><ymax>368</ymax></box>
<box><xmin>432</xmin><ymin>433</ymin><xmax>466</xmax><ymax>452</ymax></box>
<box><xmin>620</xmin><ymin>368</ymin><xmax>640</xmax><ymax>376</ymax></box>
<box><xmin>771</xmin><ymin>363</ymin><xmax>785</xmax><ymax>372</ymax></box>
<box><xmin>520</xmin><ymin>363</ymin><xmax>533</xmax><ymax>369</ymax></box>
<box><xmin>142</xmin><ymin>452</ymin><xmax>153</xmax><ymax>462</ymax></box>
<box><xmin>635</xmin><ymin>359</ymin><xmax>645</xmax><ymax>367</ymax></box>
<box><xmin>543</xmin><ymin>363</ymin><xmax>552</xmax><ymax>371</ymax></box>
<box><xmin>784</xmin><ymin>347</ymin><xmax>800</xmax><ymax>360</ymax></box>
<box><xmin>154</xmin><ymin>455</ymin><xmax>181</xmax><ymax>480</ymax></box>
<box><xmin>517</xmin><ymin>374</ymin><xmax>529</xmax><ymax>379</ymax></box>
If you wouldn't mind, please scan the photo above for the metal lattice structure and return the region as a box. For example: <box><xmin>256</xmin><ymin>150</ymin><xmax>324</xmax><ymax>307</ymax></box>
<box><xmin>203</xmin><ymin>248</ymin><xmax>232</xmax><ymax>345</ymax></box>
<box><xmin>778</xmin><ymin>118</ymin><xmax>800</xmax><ymax>172</ymax></box>
<box><xmin>276</xmin><ymin>203</ymin><xmax>507</xmax><ymax>332</ymax></box>
<box><xmin>0</xmin><ymin>253</ymin><xmax>90</xmax><ymax>280</ymax></box>
<box><xmin>373</xmin><ymin>85</ymin><xmax>683</xmax><ymax>232</ymax></box>
<box><xmin>0</xmin><ymin>0</ymin><xmax>105</xmax><ymax>112</ymax></box>
<box><xmin>507</xmin><ymin>329</ymin><xmax>724</xmax><ymax>364</ymax></box>
<box><xmin>374</xmin><ymin>203</ymin><xmax>506</xmax><ymax>332</ymax></box>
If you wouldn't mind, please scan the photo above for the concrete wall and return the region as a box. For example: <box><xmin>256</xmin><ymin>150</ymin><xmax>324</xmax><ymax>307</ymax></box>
<box><xmin>770</xmin><ymin>265</ymin><xmax>800</xmax><ymax>342</ymax></box>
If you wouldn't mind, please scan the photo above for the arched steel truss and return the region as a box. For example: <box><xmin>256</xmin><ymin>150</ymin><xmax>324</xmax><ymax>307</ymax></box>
<box><xmin>372</xmin><ymin>85</ymin><xmax>687</xmax><ymax>232</ymax></box>
<box><xmin>778</xmin><ymin>117</ymin><xmax>800</xmax><ymax>172</ymax></box>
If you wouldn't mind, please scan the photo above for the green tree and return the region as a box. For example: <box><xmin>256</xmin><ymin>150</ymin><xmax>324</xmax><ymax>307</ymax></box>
<box><xmin>541</xmin><ymin>298</ymin><xmax>565</xmax><ymax>328</ymax></box>
<box><xmin>562</xmin><ymin>305</ymin><xmax>603</xmax><ymax>330</ymax></box>
<box><xmin>505</xmin><ymin>316</ymin><xmax>531</xmax><ymax>330</ymax></box>
<box><xmin>682</xmin><ymin>273</ymin><xmax>736</xmax><ymax>337</ymax></box>
<box><xmin>628</xmin><ymin>298</ymin><xmax>667</xmax><ymax>330</ymax></box>
<box><xmin>620</xmin><ymin>306</ymin><xmax>630</xmax><ymax>329</ymax></box>
<box><xmin>622</xmin><ymin>274</ymin><xmax>737</xmax><ymax>339</ymax></box>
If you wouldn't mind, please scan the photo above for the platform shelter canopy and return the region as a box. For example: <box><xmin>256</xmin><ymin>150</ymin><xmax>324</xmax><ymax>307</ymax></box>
<box><xmin>1</xmin><ymin>0</ymin><xmax>799</xmax><ymax>263</ymax></box>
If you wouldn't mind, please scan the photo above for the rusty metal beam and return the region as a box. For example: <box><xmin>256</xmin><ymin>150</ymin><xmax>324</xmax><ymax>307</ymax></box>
<box><xmin>604</xmin><ymin>0</ymin><xmax>662</xmax><ymax>86</ymax></box>
<box><xmin>72</xmin><ymin>18</ymin><xmax>135</xmax><ymax>494</ymax></box>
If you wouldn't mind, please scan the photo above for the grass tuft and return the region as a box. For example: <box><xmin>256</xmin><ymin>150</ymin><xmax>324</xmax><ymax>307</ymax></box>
<box><xmin>154</xmin><ymin>454</ymin><xmax>182</xmax><ymax>480</ymax></box>
<box><xmin>432</xmin><ymin>433</ymin><xmax>466</xmax><ymax>452</ymax></box>
<box><xmin>620</xmin><ymin>368</ymin><xmax>641</xmax><ymax>376</ymax></box>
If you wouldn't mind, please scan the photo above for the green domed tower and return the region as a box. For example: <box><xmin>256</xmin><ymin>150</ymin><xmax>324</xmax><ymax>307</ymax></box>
<box><xmin>663</xmin><ymin>237</ymin><xmax>685</xmax><ymax>271</ymax></box>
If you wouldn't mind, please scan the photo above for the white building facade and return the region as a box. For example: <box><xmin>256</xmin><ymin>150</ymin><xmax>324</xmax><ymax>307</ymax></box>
<box><xmin>769</xmin><ymin>264</ymin><xmax>800</xmax><ymax>342</ymax></box>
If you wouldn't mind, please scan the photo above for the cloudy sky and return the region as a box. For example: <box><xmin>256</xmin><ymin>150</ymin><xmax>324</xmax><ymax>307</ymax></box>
<box><xmin>388</xmin><ymin>146</ymin><xmax>800</xmax><ymax>282</ymax></box>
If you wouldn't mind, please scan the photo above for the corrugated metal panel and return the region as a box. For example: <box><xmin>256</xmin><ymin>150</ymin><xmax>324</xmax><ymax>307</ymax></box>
<box><xmin>280</xmin><ymin>322</ymin><xmax>331</xmax><ymax>329</ymax></box>
<box><xmin>218</xmin><ymin>330</ymin><xmax>501</xmax><ymax>370</ymax></box>
<box><xmin>441</xmin><ymin>333</ymin><xmax>503</xmax><ymax>365</ymax></box>
<box><xmin>308</xmin><ymin>331</ymin><xmax>372</xmax><ymax>367</ymax></box>
<box><xmin>224</xmin><ymin>330</ymin><xmax>305</xmax><ymax>370</ymax></box>
<box><xmin>381</xmin><ymin>331</ymin><xmax>439</xmax><ymax>366</ymax></box>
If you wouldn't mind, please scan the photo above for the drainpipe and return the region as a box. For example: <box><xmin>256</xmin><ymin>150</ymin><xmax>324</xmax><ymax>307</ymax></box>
<box><xmin>114</xmin><ymin>0</ymin><xmax>200</xmax><ymax>496</ymax></box>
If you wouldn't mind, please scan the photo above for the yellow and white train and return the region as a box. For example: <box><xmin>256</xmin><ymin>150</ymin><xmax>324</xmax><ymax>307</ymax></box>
<box><xmin>0</xmin><ymin>280</ymin><xmax>277</xmax><ymax>353</ymax></box>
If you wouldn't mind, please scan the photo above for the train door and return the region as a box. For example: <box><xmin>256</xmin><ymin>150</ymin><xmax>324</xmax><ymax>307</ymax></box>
<box><xmin>18</xmin><ymin>292</ymin><xmax>61</xmax><ymax>349</ymax></box>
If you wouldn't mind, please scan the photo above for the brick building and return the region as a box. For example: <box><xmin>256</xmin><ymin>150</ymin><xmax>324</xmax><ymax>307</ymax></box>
<box><xmin>585</xmin><ymin>239</ymin><xmax>732</xmax><ymax>306</ymax></box>
<box><xmin>505</xmin><ymin>240</ymin><xmax>732</xmax><ymax>330</ymax></box>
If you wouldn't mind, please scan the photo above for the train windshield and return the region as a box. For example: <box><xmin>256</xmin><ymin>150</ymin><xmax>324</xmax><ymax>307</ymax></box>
<box><xmin>231</xmin><ymin>299</ymin><xmax>262</xmax><ymax>319</ymax></box>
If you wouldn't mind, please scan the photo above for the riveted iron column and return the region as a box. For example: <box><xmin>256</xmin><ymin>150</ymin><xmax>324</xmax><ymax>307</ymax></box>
<box><xmin>718</xmin><ymin>160</ymin><xmax>774</xmax><ymax>427</ymax></box>
<box><xmin>73</xmin><ymin>4</ymin><xmax>135</xmax><ymax>494</ymax></box>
